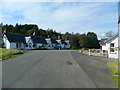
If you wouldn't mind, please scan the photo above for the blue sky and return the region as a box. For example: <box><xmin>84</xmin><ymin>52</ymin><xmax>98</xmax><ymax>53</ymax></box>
<box><xmin>1</xmin><ymin>1</ymin><xmax>118</xmax><ymax>39</ymax></box>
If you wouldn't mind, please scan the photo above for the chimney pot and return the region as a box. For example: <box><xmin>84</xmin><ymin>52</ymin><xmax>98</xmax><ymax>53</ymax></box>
<box><xmin>4</xmin><ymin>28</ymin><xmax>7</xmax><ymax>33</ymax></box>
<box><xmin>33</xmin><ymin>32</ymin><xmax>35</xmax><ymax>36</ymax></box>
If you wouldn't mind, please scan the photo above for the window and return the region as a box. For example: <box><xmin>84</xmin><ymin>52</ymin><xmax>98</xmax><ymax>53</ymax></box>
<box><xmin>110</xmin><ymin>48</ymin><xmax>115</xmax><ymax>52</ymax></box>
<box><xmin>29</xmin><ymin>43</ymin><xmax>32</xmax><ymax>48</ymax></box>
<box><xmin>110</xmin><ymin>43</ymin><xmax>114</xmax><ymax>47</ymax></box>
<box><xmin>48</xmin><ymin>45</ymin><xmax>50</xmax><ymax>47</ymax></box>
<box><xmin>110</xmin><ymin>43</ymin><xmax>115</xmax><ymax>52</ymax></box>
<box><xmin>16</xmin><ymin>43</ymin><xmax>19</xmax><ymax>48</ymax></box>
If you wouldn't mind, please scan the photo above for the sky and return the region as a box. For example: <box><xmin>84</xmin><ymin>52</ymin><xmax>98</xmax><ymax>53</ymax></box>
<box><xmin>0</xmin><ymin>1</ymin><xmax>119</xmax><ymax>39</ymax></box>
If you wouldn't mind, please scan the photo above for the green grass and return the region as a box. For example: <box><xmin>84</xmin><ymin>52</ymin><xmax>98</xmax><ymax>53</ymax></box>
<box><xmin>107</xmin><ymin>62</ymin><xmax>120</xmax><ymax>88</ymax></box>
<box><xmin>0</xmin><ymin>48</ymin><xmax>23</xmax><ymax>60</ymax></box>
<box><xmin>108</xmin><ymin>62</ymin><xmax>120</xmax><ymax>74</ymax></box>
<box><xmin>113</xmin><ymin>75</ymin><xmax>120</xmax><ymax>88</ymax></box>
<box><xmin>75</xmin><ymin>50</ymin><xmax>80</xmax><ymax>51</ymax></box>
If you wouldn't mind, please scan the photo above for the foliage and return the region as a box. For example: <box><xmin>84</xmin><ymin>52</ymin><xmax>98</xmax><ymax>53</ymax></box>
<box><xmin>2</xmin><ymin>23</ymin><xmax>100</xmax><ymax>49</ymax></box>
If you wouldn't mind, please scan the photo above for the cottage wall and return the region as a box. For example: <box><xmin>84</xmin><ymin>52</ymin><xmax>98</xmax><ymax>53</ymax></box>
<box><xmin>36</xmin><ymin>43</ymin><xmax>42</xmax><ymax>48</ymax></box>
<box><xmin>10</xmin><ymin>43</ymin><xmax>16</xmax><ymax>49</ymax></box>
<box><xmin>65</xmin><ymin>44</ymin><xmax>70</xmax><ymax>49</ymax></box>
<box><xmin>3</xmin><ymin>35</ymin><xmax>10</xmax><ymax>49</ymax></box>
<box><xmin>102</xmin><ymin>45</ymin><xmax>108</xmax><ymax>51</ymax></box>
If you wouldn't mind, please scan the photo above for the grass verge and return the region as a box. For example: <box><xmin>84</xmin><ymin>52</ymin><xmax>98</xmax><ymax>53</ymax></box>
<box><xmin>107</xmin><ymin>62</ymin><xmax>120</xmax><ymax>88</ymax></box>
<box><xmin>0</xmin><ymin>48</ymin><xmax>23</xmax><ymax>60</ymax></box>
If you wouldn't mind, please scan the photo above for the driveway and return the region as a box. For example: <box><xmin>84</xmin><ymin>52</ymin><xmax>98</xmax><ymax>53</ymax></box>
<box><xmin>2</xmin><ymin>50</ymin><xmax>117</xmax><ymax>88</ymax></box>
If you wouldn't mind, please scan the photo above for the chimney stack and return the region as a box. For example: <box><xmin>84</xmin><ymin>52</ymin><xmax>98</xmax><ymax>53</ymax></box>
<box><xmin>33</xmin><ymin>32</ymin><xmax>35</xmax><ymax>36</ymax></box>
<box><xmin>48</xmin><ymin>35</ymin><xmax>49</xmax><ymax>38</ymax></box>
<box><xmin>58</xmin><ymin>35</ymin><xmax>60</xmax><ymax>39</ymax></box>
<box><xmin>4</xmin><ymin>28</ymin><xmax>7</xmax><ymax>33</ymax></box>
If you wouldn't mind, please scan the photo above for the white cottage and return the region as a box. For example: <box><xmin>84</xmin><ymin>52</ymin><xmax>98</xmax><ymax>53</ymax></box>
<box><xmin>26</xmin><ymin>36</ymin><xmax>46</xmax><ymax>49</ymax></box>
<box><xmin>1</xmin><ymin>30</ymin><xmax>70</xmax><ymax>50</ymax></box>
<box><xmin>45</xmin><ymin>38</ymin><xmax>61</xmax><ymax>49</ymax></box>
<box><xmin>45</xmin><ymin>38</ymin><xmax>54</xmax><ymax>49</ymax></box>
<box><xmin>2</xmin><ymin>32</ymin><xmax>47</xmax><ymax>50</ymax></box>
<box><xmin>100</xmin><ymin>34</ymin><xmax>118</xmax><ymax>59</ymax></box>
<box><xmin>2</xmin><ymin>32</ymin><xmax>27</xmax><ymax>49</ymax></box>
<box><xmin>56</xmin><ymin>39</ymin><xmax>70</xmax><ymax>49</ymax></box>
<box><xmin>65</xmin><ymin>40</ymin><xmax>70</xmax><ymax>49</ymax></box>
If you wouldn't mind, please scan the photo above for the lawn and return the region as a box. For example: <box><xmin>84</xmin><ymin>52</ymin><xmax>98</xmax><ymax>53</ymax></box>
<box><xmin>0</xmin><ymin>48</ymin><xmax>23</xmax><ymax>60</ymax></box>
<box><xmin>107</xmin><ymin>62</ymin><xmax>120</xmax><ymax>88</ymax></box>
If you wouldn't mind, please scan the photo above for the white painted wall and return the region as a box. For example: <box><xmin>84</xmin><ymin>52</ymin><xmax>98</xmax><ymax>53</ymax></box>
<box><xmin>10</xmin><ymin>43</ymin><xmax>16</xmax><ymax>49</ymax></box>
<box><xmin>102</xmin><ymin>45</ymin><xmax>108</xmax><ymax>51</ymax></box>
<box><xmin>36</xmin><ymin>43</ymin><xmax>42</xmax><ymax>48</ymax></box>
<box><xmin>61</xmin><ymin>44</ymin><xmax>65</xmax><ymax>49</ymax></box>
<box><xmin>65</xmin><ymin>44</ymin><xmax>70</xmax><ymax>49</ymax></box>
<box><xmin>45</xmin><ymin>38</ymin><xmax>54</xmax><ymax>49</ymax></box>
<box><xmin>107</xmin><ymin>37</ymin><xmax>118</xmax><ymax>59</ymax></box>
<box><xmin>3</xmin><ymin>35</ymin><xmax>10</xmax><ymax>49</ymax></box>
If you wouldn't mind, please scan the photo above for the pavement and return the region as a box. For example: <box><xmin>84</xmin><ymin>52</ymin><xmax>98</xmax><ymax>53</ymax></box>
<box><xmin>2</xmin><ymin>50</ymin><xmax>117</xmax><ymax>88</ymax></box>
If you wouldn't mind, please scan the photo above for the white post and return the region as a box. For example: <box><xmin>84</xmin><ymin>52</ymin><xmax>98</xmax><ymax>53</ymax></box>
<box><xmin>89</xmin><ymin>49</ymin><xmax>91</xmax><ymax>56</ymax></box>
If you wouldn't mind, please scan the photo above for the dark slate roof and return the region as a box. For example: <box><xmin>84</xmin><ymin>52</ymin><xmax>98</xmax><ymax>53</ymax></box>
<box><xmin>99</xmin><ymin>38</ymin><xmax>108</xmax><ymax>45</ymax></box>
<box><xmin>3</xmin><ymin>32</ymin><xmax>30</xmax><ymax>43</ymax></box>
<box><xmin>2</xmin><ymin>32</ymin><xmax>68</xmax><ymax>44</ymax></box>
<box><xmin>61</xmin><ymin>39</ymin><xmax>67</xmax><ymax>45</ymax></box>
<box><xmin>2</xmin><ymin>32</ymin><xmax>47</xmax><ymax>44</ymax></box>
<box><xmin>51</xmin><ymin>38</ymin><xmax>59</xmax><ymax>44</ymax></box>
<box><xmin>31</xmin><ymin>36</ymin><xmax>47</xmax><ymax>44</ymax></box>
<box><xmin>104</xmin><ymin>34</ymin><xmax>118</xmax><ymax>44</ymax></box>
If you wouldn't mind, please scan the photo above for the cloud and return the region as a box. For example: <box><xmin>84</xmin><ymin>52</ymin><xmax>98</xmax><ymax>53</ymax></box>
<box><xmin>2</xmin><ymin>0</ymin><xmax>119</xmax><ymax>2</ymax></box>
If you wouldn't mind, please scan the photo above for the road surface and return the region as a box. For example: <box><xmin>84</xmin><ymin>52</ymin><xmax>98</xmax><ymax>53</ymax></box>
<box><xmin>2</xmin><ymin>50</ymin><xmax>117</xmax><ymax>88</ymax></box>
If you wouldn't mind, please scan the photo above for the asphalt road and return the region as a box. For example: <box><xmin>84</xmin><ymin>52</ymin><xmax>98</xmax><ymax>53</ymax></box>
<box><xmin>2</xmin><ymin>50</ymin><xmax>117</xmax><ymax>88</ymax></box>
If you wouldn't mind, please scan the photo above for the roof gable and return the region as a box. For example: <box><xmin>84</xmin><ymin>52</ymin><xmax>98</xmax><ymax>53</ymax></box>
<box><xmin>105</xmin><ymin>34</ymin><xmax>118</xmax><ymax>44</ymax></box>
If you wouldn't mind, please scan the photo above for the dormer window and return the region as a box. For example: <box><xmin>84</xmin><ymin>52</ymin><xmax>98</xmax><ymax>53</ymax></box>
<box><xmin>110</xmin><ymin>43</ymin><xmax>114</xmax><ymax>47</ymax></box>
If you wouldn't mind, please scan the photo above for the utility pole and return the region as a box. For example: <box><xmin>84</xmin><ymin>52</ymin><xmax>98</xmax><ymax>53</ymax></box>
<box><xmin>118</xmin><ymin>1</ymin><xmax>120</xmax><ymax>63</ymax></box>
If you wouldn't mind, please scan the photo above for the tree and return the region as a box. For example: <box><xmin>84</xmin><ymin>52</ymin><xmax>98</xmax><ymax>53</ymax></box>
<box><xmin>69</xmin><ymin>34</ymin><xmax>80</xmax><ymax>49</ymax></box>
<box><xmin>105</xmin><ymin>31</ymin><xmax>114</xmax><ymax>38</ymax></box>
<box><xmin>87</xmin><ymin>32</ymin><xmax>100</xmax><ymax>49</ymax></box>
<box><xmin>79</xmin><ymin>34</ymin><xmax>89</xmax><ymax>48</ymax></box>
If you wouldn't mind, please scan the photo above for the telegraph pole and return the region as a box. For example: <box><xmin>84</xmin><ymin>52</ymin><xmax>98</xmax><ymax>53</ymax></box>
<box><xmin>118</xmin><ymin>1</ymin><xmax>120</xmax><ymax>63</ymax></box>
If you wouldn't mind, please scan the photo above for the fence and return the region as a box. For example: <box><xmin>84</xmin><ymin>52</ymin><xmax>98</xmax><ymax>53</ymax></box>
<box><xmin>80</xmin><ymin>49</ymin><xmax>108</xmax><ymax>57</ymax></box>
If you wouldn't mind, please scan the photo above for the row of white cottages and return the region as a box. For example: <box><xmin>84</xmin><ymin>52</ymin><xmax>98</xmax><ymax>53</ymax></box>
<box><xmin>100</xmin><ymin>34</ymin><xmax>118</xmax><ymax>59</ymax></box>
<box><xmin>1</xmin><ymin>32</ymin><xmax>70</xmax><ymax>50</ymax></box>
